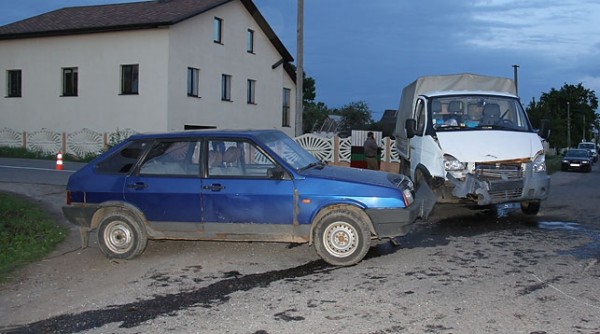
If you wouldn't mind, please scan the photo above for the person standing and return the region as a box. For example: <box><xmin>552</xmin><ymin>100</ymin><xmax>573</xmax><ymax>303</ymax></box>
<box><xmin>364</xmin><ymin>131</ymin><xmax>379</xmax><ymax>170</ymax></box>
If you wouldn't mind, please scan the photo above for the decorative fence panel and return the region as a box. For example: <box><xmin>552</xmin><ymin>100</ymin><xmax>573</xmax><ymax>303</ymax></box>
<box><xmin>0</xmin><ymin>127</ymin><xmax>401</xmax><ymax>171</ymax></box>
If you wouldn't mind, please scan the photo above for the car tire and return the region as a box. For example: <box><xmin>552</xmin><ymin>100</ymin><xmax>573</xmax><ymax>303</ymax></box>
<box><xmin>520</xmin><ymin>201</ymin><xmax>540</xmax><ymax>215</ymax></box>
<box><xmin>97</xmin><ymin>210</ymin><xmax>148</xmax><ymax>260</ymax></box>
<box><xmin>313</xmin><ymin>208</ymin><xmax>371</xmax><ymax>266</ymax></box>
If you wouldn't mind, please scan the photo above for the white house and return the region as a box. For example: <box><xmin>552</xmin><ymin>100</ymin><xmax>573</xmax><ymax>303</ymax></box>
<box><xmin>0</xmin><ymin>0</ymin><xmax>297</xmax><ymax>137</ymax></box>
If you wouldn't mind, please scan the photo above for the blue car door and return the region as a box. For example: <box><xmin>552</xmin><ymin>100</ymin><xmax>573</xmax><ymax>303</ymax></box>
<box><xmin>123</xmin><ymin>140</ymin><xmax>202</xmax><ymax>230</ymax></box>
<box><xmin>201</xmin><ymin>139</ymin><xmax>295</xmax><ymax>229</ymax></box>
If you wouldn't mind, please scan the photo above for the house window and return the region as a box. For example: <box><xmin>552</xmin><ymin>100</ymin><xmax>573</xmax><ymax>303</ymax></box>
<box><xmin>62</xmin><ymin>67</ymin><xmax>78</xmax><ymax>96</ymax></box>
<box><xmin>247</xmin><ymin>79</ymin><xmax>256</xmax><ymax>104</ymax></box>
<box><xmin>213</xmin><ymin>17</ymin><xmax>223</xmax><ymax>44</ymax></box>
<box><xmin>247</xmin><ymin>29</ymin><xmax>254</xmax><ymax>53</ymax></box>
<box><xmin>282</xmin><ymin>88</ymin><xmax>291</xmax><ymax>127</ymax></box>
<box><xmin>187</xmin><ymin>67</ymin><xmax>199</xmax><ymax>97</ymax></box>
<box><xmin>121</xmin><ymin>64</ymin><xmax>139</xmax><ymax>94</ymax></box>
<box><xmin>221</xmin><ymin>74</ymin><xmax>232</xmax><ymax>101</ymax></box>
<box><xmin>6</xmin><ymin>69</ymin><xmax>21</xmax><ymax>97</ymax></box>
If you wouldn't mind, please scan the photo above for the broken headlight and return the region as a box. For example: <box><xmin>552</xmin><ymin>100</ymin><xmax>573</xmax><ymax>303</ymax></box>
<box><xmin>443</xmin><ymin>154</ymin><xmax>465</xmax><ymax>171</ymax></box>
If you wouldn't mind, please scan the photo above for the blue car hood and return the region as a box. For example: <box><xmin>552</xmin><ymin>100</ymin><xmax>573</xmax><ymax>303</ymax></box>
<box><xmin>299</xmin><ymin>165</ymin><xmax>401</xmax><ymax>188</ymax></box>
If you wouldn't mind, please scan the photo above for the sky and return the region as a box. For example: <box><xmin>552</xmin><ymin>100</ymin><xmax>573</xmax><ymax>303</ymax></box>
<box><xmin>1</xmin><ymin>0</ymin><xmax>600</xmax><ymax>121</ymax></box>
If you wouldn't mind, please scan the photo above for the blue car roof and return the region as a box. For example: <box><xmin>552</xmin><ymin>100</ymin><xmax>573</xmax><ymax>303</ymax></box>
<box><xmin>127</xmin><ymin>129</ymin><xmax>283</xmax><ymax>141</ymax></box>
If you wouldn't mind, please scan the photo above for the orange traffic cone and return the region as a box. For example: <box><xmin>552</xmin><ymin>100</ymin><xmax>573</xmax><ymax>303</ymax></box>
<box><xmin>56</xmin><ymin>151</ymin><xmax>63</xmax><ymax>170</ymax></box>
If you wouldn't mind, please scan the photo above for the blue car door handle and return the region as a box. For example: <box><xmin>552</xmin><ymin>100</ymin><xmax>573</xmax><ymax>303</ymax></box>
<box><xmin>127</xmin><ymin>182</ymin><xmax>146</xmax><ymax>190</ymax></box>
<box><xmin>203</xmin><ymin>184</ymin><xmax>224</xmax><ymax>192</ymax></box>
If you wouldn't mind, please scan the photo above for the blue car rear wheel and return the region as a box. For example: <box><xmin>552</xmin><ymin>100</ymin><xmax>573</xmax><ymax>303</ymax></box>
<box><xmin>97</xmin><ymin>210</ymin><xmax>148</xmax><ymax>260</ymax></box>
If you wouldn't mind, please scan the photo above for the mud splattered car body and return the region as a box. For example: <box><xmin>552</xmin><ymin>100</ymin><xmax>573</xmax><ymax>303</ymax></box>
<box><xmin>63</xmin><ymin>129</ymin><xmax>432</xmax><ymax>266</ymax></box>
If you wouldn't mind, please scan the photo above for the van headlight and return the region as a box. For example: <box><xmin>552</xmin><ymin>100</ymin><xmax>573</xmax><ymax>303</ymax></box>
<box><xmin>444</xmin><ymin>154</ymin><xmax>465</xmax><ymax>171</ymax></box>
<box><xmin>533</xmin><ymin>151</ymin><xmax>547</xmax><ymax>173</ymax></box>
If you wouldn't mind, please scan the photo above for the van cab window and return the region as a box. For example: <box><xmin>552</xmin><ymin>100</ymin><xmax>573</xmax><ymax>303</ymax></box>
<box><xmin>415</xmin><ymin>99</ymin><xmax>426</xmax><ymax>135</ymax></box>
<box><xmin>431</xmin><ymin>95</ymin><xmax>532</xmax><ymax>132</ymax></box>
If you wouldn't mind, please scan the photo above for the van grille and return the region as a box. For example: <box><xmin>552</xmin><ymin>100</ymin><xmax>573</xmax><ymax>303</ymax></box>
<box><xmin>475</xmin><ymin>163</ymin><xmax>523</xmax><ymax>200</ymax></box>
<box><xmin>474</xmin><ymin>163</ymin><xmax>522</xmax><ymax>179</ymax></box>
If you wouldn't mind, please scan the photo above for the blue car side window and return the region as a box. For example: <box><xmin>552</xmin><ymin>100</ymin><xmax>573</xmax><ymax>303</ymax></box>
<box><xmin>139</xmin><ymin>141</ymin><xmax>200</xmax><ymax>176</ymax></box>
<box><xmin>96</xmin><ymin>141</ymin><xmax>146</xmax><ymax>174</ymax></box>
<box><xmin>208</xmin><ymin>140</ymin><xmax>276</xmax><ymax>178</ymax></box>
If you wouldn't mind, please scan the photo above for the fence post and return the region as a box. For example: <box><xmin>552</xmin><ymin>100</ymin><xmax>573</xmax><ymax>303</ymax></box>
<box><xmin>62</xmin><ymin>132</ymin><xmax>67</xmax><ymax>154</ymax></box>
<box><xmin>333</xmin><ymin>136</ymin><xmax>339</xmax><ymax>166</ymax></box>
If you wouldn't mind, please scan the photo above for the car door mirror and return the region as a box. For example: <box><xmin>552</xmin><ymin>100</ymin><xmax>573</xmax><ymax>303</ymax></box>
<box><xmin>267</xmin><ymin>167</ymin><xmax>285</xmax><ymax>180</ymax></box>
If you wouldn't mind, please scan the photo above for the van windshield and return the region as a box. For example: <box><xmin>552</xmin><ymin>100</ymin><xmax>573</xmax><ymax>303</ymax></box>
<box><xmin>431</xmin><ymin>95</ymin><xmax>533</xmax><ymax>132</ymax></box>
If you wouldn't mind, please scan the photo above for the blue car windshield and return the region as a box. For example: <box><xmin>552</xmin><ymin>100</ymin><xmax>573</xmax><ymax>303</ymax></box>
<box><xmin>257</xmin><ymin>132</ymin><xmax>319</xmax><ymax>170</ymax></box>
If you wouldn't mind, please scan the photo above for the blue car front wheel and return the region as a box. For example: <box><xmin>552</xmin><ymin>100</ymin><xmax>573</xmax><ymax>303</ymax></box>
<box><xmin>313</xmin><ymin>208</ymin><xmax>371</xmax><ymax>266</ymax></box>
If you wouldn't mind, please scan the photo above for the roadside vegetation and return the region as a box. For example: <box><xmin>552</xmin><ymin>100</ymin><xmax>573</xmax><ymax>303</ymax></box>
<box><xmin>545</xmin><ymin>155</ymin><xmax>561</xmax><ymax>174</ymax></box>
<box><xmin>0</xmin><ymin>146</ymin><xmax>96</xmax><ymax>162</ymax></box>
<box><xmin>0</xmin><ymin>193</ymin><xmax>67</xmax><ymax>281</ymax></box>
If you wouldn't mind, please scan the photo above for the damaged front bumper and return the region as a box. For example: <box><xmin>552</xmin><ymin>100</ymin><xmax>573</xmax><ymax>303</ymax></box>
<box><xmin>446</xmin><ymin>163</ymin><xmax>550</xmax><ymax>206</ymax></box>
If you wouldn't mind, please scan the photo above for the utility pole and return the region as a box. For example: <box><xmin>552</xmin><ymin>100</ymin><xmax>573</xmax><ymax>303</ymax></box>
<box><xmin>583</xmin><ymin>114</ymin><xmax>586</xmax><ymax>141</ymax></box>
<box><xmin>295</xmin><ymin>0</ymin><xmax>304</xmax><ymax>136</ymax></box>
<box><xmin>512</xmin><ymin>64</ymin><xmax>519</xmax><ymax>96</ymax></box>
<box><xmin>567</xmin><ymin>102</ymin><xmax>571</xmax><ymax>148</ymax></box>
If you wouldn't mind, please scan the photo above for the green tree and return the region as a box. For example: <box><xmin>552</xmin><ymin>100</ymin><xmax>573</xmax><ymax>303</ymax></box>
<box><xmin>333</xmin><ymin>101</ymin><xmax>374</xmax><ymax>134</ymax></box>
<box><xmin>526</xmin><ymin>83</ymin><xmax>598</xmax><ymax>149</ymax></box>
<box><xmin>303</xmin><ymin>101</ymin><xmax>330</xmax><ymax>133</ymax></box>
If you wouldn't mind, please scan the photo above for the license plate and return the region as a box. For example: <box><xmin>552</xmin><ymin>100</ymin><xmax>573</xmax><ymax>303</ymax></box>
<box><xmin>570</xmin><ymin>163</ymin><xmax>580</xmax><ymax>167</ymax></box>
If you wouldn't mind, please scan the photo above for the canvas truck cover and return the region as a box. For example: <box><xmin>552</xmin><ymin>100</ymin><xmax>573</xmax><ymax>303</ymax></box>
<box><xmin>394</xmin><ymin>73</ymin><xmax>517</xmax><ymax>158</ymax></box>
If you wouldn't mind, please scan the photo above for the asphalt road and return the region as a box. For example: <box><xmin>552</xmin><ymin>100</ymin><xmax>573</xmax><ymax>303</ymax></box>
<box><xmin>0</xmin><ymin>158</ymin><xmax>599</xmax><ymax>334</ymax></box>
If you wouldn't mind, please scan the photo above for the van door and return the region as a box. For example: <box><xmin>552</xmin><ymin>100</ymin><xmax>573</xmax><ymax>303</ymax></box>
<box><xmin>408</xmin><ymin>98</ymin><xmax>427</xmax><ymax>179</ymax></box>
<box><xmin>409</xmin><ymin>97</ymin><xmax>442</xmax><ymax>183</ymax></box>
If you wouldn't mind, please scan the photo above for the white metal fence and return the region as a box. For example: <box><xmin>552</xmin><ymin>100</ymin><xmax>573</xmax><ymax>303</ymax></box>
<box><xmin>0</xmin><ymin>127</ymin><xmax>402</xmax><ymax>171</ymax></box>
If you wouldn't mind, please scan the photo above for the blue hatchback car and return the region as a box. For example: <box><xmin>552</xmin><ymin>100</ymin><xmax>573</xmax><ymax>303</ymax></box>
<box><xmin>63</xmin><ymin>129</ymin><xmax>432</xmax><ymax>266</ymax></box>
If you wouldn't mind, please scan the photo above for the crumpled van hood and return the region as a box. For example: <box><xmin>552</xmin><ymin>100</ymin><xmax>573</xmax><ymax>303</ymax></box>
<box><xmin>437</xmin><ymin>131</ymin><xmax>543</xmax><ymax>163</ymax></box>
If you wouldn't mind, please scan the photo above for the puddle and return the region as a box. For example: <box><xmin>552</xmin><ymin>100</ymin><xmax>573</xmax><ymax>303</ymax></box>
<box><xmin>537</xmin><ymin>221</ymin><xmax>581</xmax><ymax>231</ymax></box>
<box><xmin>533</xmin><ymin>222</ymin><xmax>599</xmax><ymax>260</ymax></box>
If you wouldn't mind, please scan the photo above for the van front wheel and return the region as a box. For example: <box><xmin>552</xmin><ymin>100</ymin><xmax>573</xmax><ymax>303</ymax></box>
<box><xmin>520</xmin><ymin>201</ymin><xmax>540</xmax><ymax>215</ymax></box>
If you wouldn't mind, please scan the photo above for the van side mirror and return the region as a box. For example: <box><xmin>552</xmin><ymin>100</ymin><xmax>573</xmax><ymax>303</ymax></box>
<box><xmin>538</xmin><ymin>119</ymin><xmax>550</xmax><ymax>139</ymax></box>
<box><xmin>405</xmin><ymin>119</ymin><xmax>417</xmax><ymax>138</ymax></box>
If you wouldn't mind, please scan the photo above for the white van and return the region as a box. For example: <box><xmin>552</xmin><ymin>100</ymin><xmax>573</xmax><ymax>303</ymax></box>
<box><xmin>394</xmin><ymin>73</ymin><xmax>550</xmax><ymax>215</ymax></box>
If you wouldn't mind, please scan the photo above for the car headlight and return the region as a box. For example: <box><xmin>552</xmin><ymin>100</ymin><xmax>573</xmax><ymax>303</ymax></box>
<box><xmin>533</xmin><ymin>151</ymin><xmax>547</xmax><ymax>173</ymax></box>
<box><xmin>582</xmin><ymin>160</ymin><xmax>590</xmax><ymax>164</ymax></box>
<box><xmin>443</xmin><ymin>154</ymin><xmax>465</xmax><ymax>171</ymax></box>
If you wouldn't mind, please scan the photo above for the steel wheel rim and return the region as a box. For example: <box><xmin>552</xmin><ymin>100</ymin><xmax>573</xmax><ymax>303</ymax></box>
<box><xmin>323</xmin><ymin>221</ymin><xmax>357</xmax><ymax>258</ymax></box>
<box><xmin>104</xmin><ymin>221</ymin><xmax>133</xmax><ymax>254</ymax></box>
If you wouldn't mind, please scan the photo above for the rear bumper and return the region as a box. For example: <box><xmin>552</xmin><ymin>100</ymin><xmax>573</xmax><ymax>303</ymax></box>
<box><xmin>62</xmin><ymin>204</ymin><xmax>98</xmax><ymax>228</ymax></box>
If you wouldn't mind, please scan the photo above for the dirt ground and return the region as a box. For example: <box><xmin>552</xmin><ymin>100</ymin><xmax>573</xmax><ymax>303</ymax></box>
<box><xmin>0</xmin><ymin>166</ymin><xmax>599</xmax><ymax>333</ymax></box>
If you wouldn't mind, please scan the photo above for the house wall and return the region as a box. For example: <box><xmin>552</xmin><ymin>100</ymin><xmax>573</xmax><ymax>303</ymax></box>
<box><xmin>166</xmin><ymin>1</ymin><xmax>295</xmax><ymax>136</ymax></box>
<box><xmin>0</xmin><ymin>30</ymin><xmax>170</xmax><ymax>133</ymax></box>
<box><xmin>0</xmin><ymin>0</ymin><xmax>296</xmax><ymax>136</ymax></box>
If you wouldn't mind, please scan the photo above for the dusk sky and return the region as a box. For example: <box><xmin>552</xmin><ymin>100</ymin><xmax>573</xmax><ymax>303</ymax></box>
<box><xmin>2</xmin><ymin>0</ymin><xmax>599</xmax><ymax>121</ymax></box>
